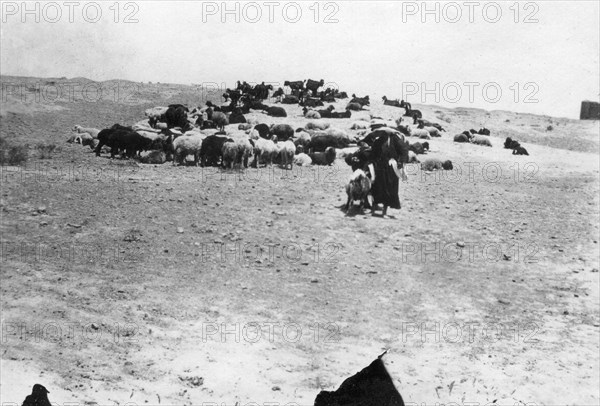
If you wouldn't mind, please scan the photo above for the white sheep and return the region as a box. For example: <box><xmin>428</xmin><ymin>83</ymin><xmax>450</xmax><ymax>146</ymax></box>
<box><xmin>172</xmin><ymin>134</ymin><xmax>203</xmax><ymax>166</ymax></box>
<box><xmin>345</xmin><ymin>169</ymin><xmax>372</xmax><ymax>212</ymax></box>
<box><xmin>293</xmin><ymin>153</ymin><xmax>312</xmax><ymax>167</ymax></box>
<box><xmin>326</xmin><ymin>127</ymin><xmax>350</xmax><ymax>142</ymax></box>
<box><xmin>72</xmin><ymin>125</ymin><xmax>100</xmax><ymax>138</ymax></box>
<box><xmin>251</xmin><ymin>137</ymin><xmax>277</xmax><ymax>167</ymax></box>
<box><xmin>471</xmin><ymin>136</ymin><xmax>492</xmax><ymax>147</ymax></box>
<box><xmin>336</xmin><ymin>147</ymin><xmax>359</xmax><ymax>160</ymax></box>
<box><xmin>410</xmin><ymin>127</ymin><xmax>431</xmax><ymax>139</ymax></box>
<box><xmin>420</xmin><ymin>126</ymin><xmax>441</xmax><ymax>137</ymax></box>
<box><xmin>235</xmin><ymin>137</ymin><xmax>253</xmax><ymax>168</ymax></box>
<box><xmin>408</xmin><ymin>151</ymin><xmax>420</xmax><ymax>163</ymax></box>
<box><xmin>304</xmin><ymin>110</ymin><xmax>321</xmax><ymax>119</ymax></box>
<box><xmin>277</xmin><ymin>140</ymin><xmax>296</xmax><ymax>170</ymax></box>
<box><xmin>350</xmin><ymin>121</ymin><xmax>369</xmax><ymax>130</ymax></box>
<box><xmin>132</xmin><ymin>119</ymin><xmax>158</xmax><ymax>132</ymax></box>
<box><xmin>305</xmin><ymin>121</ymin><xmax>330</xmax><ymax>131</ymax></box>
<box><xmin>144</xmin><ymin>106</ymin><xmax>168</xmax><ymax>119</ymax></box>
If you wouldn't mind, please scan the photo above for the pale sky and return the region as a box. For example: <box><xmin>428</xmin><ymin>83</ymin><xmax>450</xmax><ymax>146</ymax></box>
<box><xmin>1</xmin><ymin>1</ymin><xmax>599</xmax><ymax>118</ymax></box>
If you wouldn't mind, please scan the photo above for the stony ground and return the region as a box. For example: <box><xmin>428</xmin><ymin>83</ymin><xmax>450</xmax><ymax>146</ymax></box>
<box><xmin>1</xmin><ymin>77</ymin><xmax>599</xmax><ymax>405</ymax></box>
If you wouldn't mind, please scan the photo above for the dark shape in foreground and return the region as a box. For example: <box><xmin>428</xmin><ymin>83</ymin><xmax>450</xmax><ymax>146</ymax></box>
<box><xmin>22</xmin><ymin>384</ymin><xmax>51</xmax><ymax>406</ymax></box>
<box><xmin>314</xmin><ymin>351</ymin><xmax>404</xmax><ymax>406</ymax></box>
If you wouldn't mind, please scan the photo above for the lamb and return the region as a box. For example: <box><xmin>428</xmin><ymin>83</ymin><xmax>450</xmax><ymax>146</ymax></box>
<box><xmin>345</xmin><ymin>169</ymin><xmax>372</xmax><ymax>212</ymax></box>
<box><xmin>212</xmin><ymin>111</ymin><xmax>229</xmax><ymax>132</ymax></box>
<box><xmin>277</xmin><ymin>140</ymin><xmax>296</xmax><ymax>170</ymax></box>
<box><xmin>305</xmin><ymin>121</ymin><xmax>330</xmax><ymax>131</ymax></box>
<box><xmin>303</xmin><ymin>107</ymin><xmax>321</xmax><ymax>119</ymax></box>
<box><xmin>221</xmin><ymin>141</ymin><xmax>238</xmax><ymax>169</ymax></box>
<box><xmin>293</xmin><ymin>153</ymin><xmax>313</xmax><ymax>167</ymax></box>
<box><xmin>72</xmin><ymin>125</ymin><xmax>100</xmax><ymax>138</ymax></box>
<box><xmin>144</xmin><ymin>106</ymin><xmax>168</xmax><ymax>122</ymax></box>
<box><xmin>251</xmin><ymin>137</ymin><xmax>278</xmax><ymax>167</ymax></box>
<box><xmin>308</xmin><ymin>147</ymin><xmax>337</xmax><ymax>166</ymax></box>
<box><xmin>471</xmin><ymin>136</ymin><xmax>492</xmax><ymax>147</ymax></box>
<box><xmin>421</xmin><ymin>158</ymin><xmax>453</xmax><ymax>171</ymax></box>
<box><xmin>77</xmin><ymin>132</ymin><xmax>96</xmax><ymax>147</ymax></box>
<box><xmin>513</xmin><ymin>146</ymin><xmax>529</xmax><ymax>155</ymax></box>
<box><xmin>454</xmin><ymin>133</ymin><xmax>470</xmax><ymax>143</ymax></box>
<box><xmin>172</xmin><ymin>133</ymin><xmax>204</xmax><ymax>166</ymax></box>
<box><xmin>238</xmin><ymin>123</ymin><xmax>252</xmax><ymax>131</ymax></box>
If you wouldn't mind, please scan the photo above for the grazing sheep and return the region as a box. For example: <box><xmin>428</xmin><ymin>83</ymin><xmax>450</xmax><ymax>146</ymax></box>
<box><xmin>350</xmin><ymin>121</ymin><xmax>369</xmax><ymax>130</ymax></box>
<box><xmin>306</xmin><ymin>121</ymin><xmax>330</xmax><ymax>131</ymax></box>
<box><xmin>471</xmin><ymin>136</ymin><xmax>492</xmax><ymax>147</ymax></box>
<box><xmin>513</xmin><ymin>146</ymin><xmax>529</xmax><ymax>155</ymax></box>
<box><xmin>293</xmin><ymin>153</ymin><xmax>312</xmax><ymax>166</ymax></box>
<box><xmin>270</xmin><ymin>124</ymin><xmax>294</xmax><ymax>141</ymax></box>
<box><xmin>346</xmin><ymin>102</ymin><xmax>362</xmax><ymax>111</ymax></box>
<box><xmin>139</xmin><ymin>150</ymin><xmax>167</xmax><ymax>164</ymax></box>
<box><xmin>303</xmin><ymin>107</ymin><xmax>321</xmax><ymax>119</ymax></box>
<box><xmin>172</xmin><ymin>133</ymin><xmax>204</xmax><ymax>166</ymax></box>
<box><xmin>238</xmin><ymin>123</ymin><xmax>252</xmax><ymax>131</ymax></box>
<box><xmin>265</xmin><ymin>106</ymin><xmax>287</xmax><ymax>117</ymax></box>
<box><xmin>308</xmin><ymin>147</ymin><xmax>337</xmax><ymax>166</ymax></box>
<box><xmin>212</xmin><ymin>111</ymin><xmax>229</xmax><ymax>131</ymax></box>
<box><xmin>277</xmin><ymin>140</ymin><xmax>296</xmax><ymax>170</ymax></box>
<box><xmin>251</xmin><ymin>137</ymin><xmax>278</xmax><ymax>167</ymax></box>
<box><xmin>345</xmin><ymin>169</ymin><xmax>372</xmax><ymax>212</ymax></box>
<box><xmin>454</xmin><ymin>133</ymin><xmax>470</xmax><ymax>143</ymax></box>
<box><xmin>72</xmin><ymin>125</ymin><xmax>100</xmax><ymax>138</ymax></box>
<box><xmin>421</xmin><ymin>158</ymin><xmax>453</xmax><ymax>171</ymax></box>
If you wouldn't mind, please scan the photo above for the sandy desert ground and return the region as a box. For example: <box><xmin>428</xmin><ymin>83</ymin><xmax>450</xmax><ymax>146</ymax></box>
<box><xmin>1</xmin><ymin>77</ymin><xmax>599</xmax><ymax>405</ymax></box>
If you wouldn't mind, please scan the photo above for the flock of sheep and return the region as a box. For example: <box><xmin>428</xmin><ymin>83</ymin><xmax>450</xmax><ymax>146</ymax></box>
<box><xmin>65</xmin><ymin>82</ymin><xmax>529</xmax><ymax>211</ymax></box>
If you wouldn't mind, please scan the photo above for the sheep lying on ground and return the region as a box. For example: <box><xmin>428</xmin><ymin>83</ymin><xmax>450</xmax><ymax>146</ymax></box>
<box><xmin>67</xmin><ymin>132</ymin><xmax>95</xmax><ymax>147</ymax></box>
<box><xmin>454</xmin><ymin>133</ymin><xmax>470</xmax><ymax>143</ymax></box>
<box><xmin>293</xmin><ymin>130</ymin><xmax>312</xmax><ymax>148</ymax></box>
<box><xmin>335</xmin><ymin>147</ymin><xmax>359</xmax><ymax>160</ymax></box>
<box><xmin>238</xmin><ymin>123</ymin><xmax>252</xmax><ymax>131</ymax></box>
<box><xmin>306</xmin><ymin>121</ymin><xmax>330</xmax><ymax>131</ymax></box>
<box><xmin>421</xmin><ymin>158</ymin><xmax>453</xmax><ymax>171</ymax></box>
<box><xmin>293</xmin><ymin>153</ymin><xmax>312</xmax><ymax>166</ymax></box>
<box><xmin>303</xmin><ymin>107</ymin><xmax>321</xmax><ymax>119</ymax></box>
<box><xmin>420</xmin><ymin>126</ymin><xmax>441</xmax><ymax>137</ymax></box>
<box><xmin>139</xmin><ymin>150</ymin><xmax>167</xmax><ymax>164</ymax></box>
<box><xmin>346</xmin><ymin>102</ymin><xmax>362</xmax><ymax>111</ymax></box>
<box><xmin>471</xmin><ymin>136</ymin><xmax>492</xmax><ymax>147</ymax></box>
<box><xmin>409</xmin><ymin>141</ymin><xmax>429</xmax><ymax>154</ymax></box>
<box><xmin>411</xmin><ymin>128</ymin><xmax>431</xmax><ymax>139</ymax></box>
<box><xmin>172</xmin><ymin>133</ymin><xmax>204</xmax><ymax>166</ymax></box>
<box><xmin>308</xmin><ymin>147</ymin><xmax>336</xmax><ymax>166</ymax></box>
<box><xmin>513</xmin><ymin>146</ymin><xmax>529</xmax><ymax>155</ymax></box>
<box><xmin>345</xmin><ymin>169</ymin><xmax>371</xmax><ymax>212</ymax></box>
<box><xmin>350</xmin><ymin>121</ymin><xmax>369</xmax><ymax>130</ymax></box>
<box><xmin>265</xmin><ymin>106</ymin><xmax>287</xmax><ymax>117</ymax></box>
<box><xmin>72</xmin><ymin>125</ymin><xmax>100</xmax><ymax>138</ymax></box>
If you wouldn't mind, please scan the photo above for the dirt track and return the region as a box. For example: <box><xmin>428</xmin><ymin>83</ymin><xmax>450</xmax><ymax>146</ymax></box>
<box><xmin>1</xmin><ymin>78</ymin><xmax>599</xmax><ymax>405</ymax></box>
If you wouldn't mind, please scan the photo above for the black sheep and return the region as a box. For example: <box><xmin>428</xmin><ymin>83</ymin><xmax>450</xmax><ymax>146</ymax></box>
<box><xmin>22</xmin><ymin>384</ymin><xmax>52</xmax><ymax>406</ymax></box>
